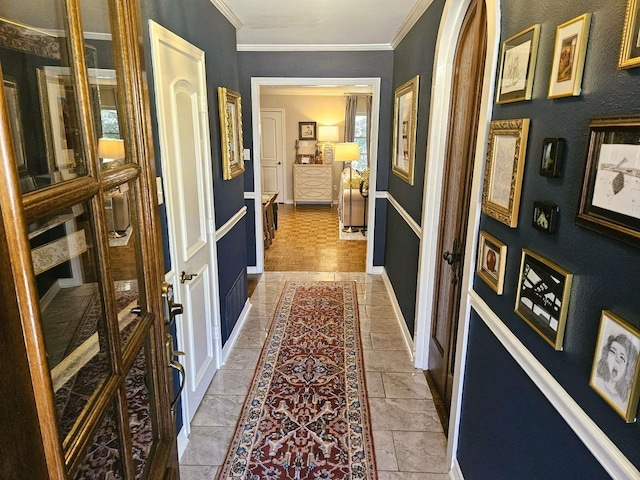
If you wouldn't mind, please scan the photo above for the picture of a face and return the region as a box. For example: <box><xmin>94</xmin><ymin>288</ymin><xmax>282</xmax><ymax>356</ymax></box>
<box><xmin>607</xmin><ymin>340</ymin><xmax>628</xmax><ymax>383</ymax></box>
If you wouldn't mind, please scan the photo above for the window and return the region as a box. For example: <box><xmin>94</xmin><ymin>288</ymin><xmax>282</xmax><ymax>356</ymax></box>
<box><xmin>353</xmin><ymin>114</ymin><xmax>368</xmax><ymax>172</ymax></box>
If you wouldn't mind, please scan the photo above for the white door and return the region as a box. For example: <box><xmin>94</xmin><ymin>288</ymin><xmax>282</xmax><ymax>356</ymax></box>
<box><xmin>260</xmin><ymin>109</ymin><xmax>285</xmax><ymax>199</ymax></box>
<box><xmin>149</xmin><ymin>21</ymin><xmax>221</xmax><ymax>425</ymax></box>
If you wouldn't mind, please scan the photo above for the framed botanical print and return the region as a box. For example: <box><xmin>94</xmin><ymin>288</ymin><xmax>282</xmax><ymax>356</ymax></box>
<box><xmin>548</xmin><ymin>14</ymin><xmax>591</xmax><ymax>99</ymax></box>
<box><xmin>218</xmin><ymin>86</ymin><xmax>245</xmax><ymax>180</ymax></box>
<box><xmin>476</xmin><ymin>231</ymin><xmax>507</xmax><ymax>294</ymax></box>
<box><xmin>392</xmin><ymin>75</ymin><xmax>419</xmax><ymax>186</ymax></box>
<box><xmin>619</xmin><ymin>0</ymin><xmax>640</xmax><ymax>69</ymax></box>
<box><xmin>481</xmin><ymin>118</ymin><xmax>530</xmax><ymax>227</ymax></box>
<box><xmin>496</xmin><ymin>24</ymin><xmax>541</xmax><ymax>104</ymax></box>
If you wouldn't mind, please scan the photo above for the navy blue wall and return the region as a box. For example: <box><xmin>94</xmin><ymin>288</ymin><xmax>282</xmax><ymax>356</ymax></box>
<box><xmin>461</xmin><ymin>0</ymin><xmax>640</xmax><ymax>475</ymax></box>
<box><xmin>237</xmin><ymin>50</ymin><xmax>394</xmax><ymax>266</ymax></box>
<box><xmin>384</xmin><ymin>0</ymin><xmax>446</xmax><ymax>336</ymax></box>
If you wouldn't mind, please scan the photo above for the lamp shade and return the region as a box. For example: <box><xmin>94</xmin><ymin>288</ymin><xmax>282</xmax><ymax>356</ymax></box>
<box><xmin>335</xmin><ymin>142</ymin><xmax>360</xmax><ymax>162</ymax></box>
<box><xmin>317</xmin><ymin>125</ymin><xmax>340</xmax><ymax>142</ymax></box>
<box><xmin>98</xmin><ymin>138</ymin><xmax>125</xmax><ymax>160</ymax></box>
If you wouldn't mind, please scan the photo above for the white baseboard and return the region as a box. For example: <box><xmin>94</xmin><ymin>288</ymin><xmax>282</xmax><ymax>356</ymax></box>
<box><xmin>177</xmin><ymin>425</ymin><xmax>189</xmax><ymax>460</ymax></box>
<box><xmin>221</xmin><ymin>299</ymin><xmax>252</xmax><ymax>364</ymax></box>
<box><xmin>369</xmin><ymin>266</ymin><xmax>384</xmax><ymax>275</ymax></box>
<box><xmin>247</xmin><ymin>266</ymin><xmax>260</xmax><ymax>274</ymax></box>
<box><xmin>381</xmin><ymin>268</ymin><xmax>415</xmax><ymax>360</ymax></box>
<box><xmin>449</xmin><ymin>459</ymin><xmax>464</xmax><ymax>480</ymax></box>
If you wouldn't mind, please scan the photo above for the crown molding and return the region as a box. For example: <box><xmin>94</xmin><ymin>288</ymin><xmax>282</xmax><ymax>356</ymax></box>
<box><xmin>236</xmin><ymin>43</ymin><xmax>393</xmax><ymax>52</ymax></box>
<box><xmin>391</xmin><ymin>0</ymin><xmax>435</xmax><ymax>49</ymax></box>
<box><xmin>209</xmin><ymin>0</ymin><xmax>243</xmax><ymax>28</ymax></box>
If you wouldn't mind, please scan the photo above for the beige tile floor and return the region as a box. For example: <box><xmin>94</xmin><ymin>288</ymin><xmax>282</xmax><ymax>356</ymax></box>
<box><xmin>179</xmin><ymin>272</ymin><xmax>449</xmax><ymax>479</ymax></box>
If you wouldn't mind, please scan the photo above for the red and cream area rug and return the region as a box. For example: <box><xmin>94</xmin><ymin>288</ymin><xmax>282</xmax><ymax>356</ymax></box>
<box><xmin>218</xmin><ymin>281</ymin><xmax>377</xmax><ymax>480</ymax></box>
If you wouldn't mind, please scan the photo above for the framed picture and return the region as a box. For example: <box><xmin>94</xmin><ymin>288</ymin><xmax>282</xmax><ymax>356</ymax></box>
<box><xmin>496</xmin><ymin>24</ymin><xmax>541</xmax><ymax>104</ymax></box>
<box><xmin>3</xmin><ymin>76</ymin><xmax>28</xmax><ymax>174</ymax></box>
<box><xmin>548</xmin><ymin>13</ymin><xmax>591</xmax><ymax>99</ymax></box>
<box><xmin>481</xmin><ymin>118</ymin><xmax>530</xmax><ymax>227</ymax></box>
<box><xmin>576</xmin><ymin>116</ymin><xmax>640</xmax><ymax>247</ymax></box>
<box><xmin>515</xmin><ymin>249</ymin><xmax>573</xmax><ymax>350</ymax></box>
<box><xmin>590</xmin><ymin>310</ymin><xmax>640</xmax><ymax>422</ymax></box>
<box><xmin>476</xmin><ymin>231</ymin><xmax>507</xmax><ymax>294</ymax></box>
<box><xmin>619</xmin><ymin>0</ymin><xmax>640</xmax><ymax>69</ymax></box>
<box><xmin>299</xmin><ymin>121</ymin><xmax>316</xmax><ymax>140</ymax></box>
<box><xmin>532</xmin><ymin>201</ymin><xmax>559</xmax><ymax>234</ymax></box>
<box><xmin>218</xmin><ymin>86</ymin><xmax>245</xmax><ymax>180</ymax></box>
<box><xmin>392</xmin><ymin>75</ymin><xmax>419</xmax><ymax>186</ymax></box>
<box><xmin>540</xmin><ymin>137</ymin><xmax>564</xmax><ymax>177</ymax></box>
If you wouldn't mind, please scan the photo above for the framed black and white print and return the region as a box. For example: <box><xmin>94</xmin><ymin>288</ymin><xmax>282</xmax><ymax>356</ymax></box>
<box><xmin>515</xmin><ymin>249</ymin><xmax>573</xmax><ymax>350</ymax></box>
<box><xmin>590</xmin><ymin>310</ymin><xmax>640</xmax><ymax>422</ymax></box>
<box><xmin>532</xmin><ymin>201</ymin><xmax>559</xmax><ymax>234</ymax></box>
<box><xmin>576</xmin><ymin>116</ymin><xmax>640</xmax><ymax>248</ymax></box>
<box><xmin>540</xmin><ymin>137</ymin><xmax>564</xmax><ymax>177</ymax></box>
<box><xmin>496</xmin><ymin>24</ymin><xmax>541</xmax><ymax>104</ymax></box>
<box><xmin>619</xmin><ymin>0</ymin><xmax>640</xmax><ymax>69</ymax></box>
<box><xmin>299</xmin><ymin>121</ymin><xmax>317</xmax><ymax>140</ymax></box>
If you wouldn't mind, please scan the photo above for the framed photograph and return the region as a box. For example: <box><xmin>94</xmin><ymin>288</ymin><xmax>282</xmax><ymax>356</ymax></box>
<box><xmin>392</xmin><ymin>75</ymin><xmax>419</xmax><ymax>186</ymax></box>
<box><xmin>548</xmin><ymin>13</ymin><xmax>591</xmax><ymax>99</ymax></box>
<box><xmin>496</xmin><ymin>24</ymin><xmax>541</xmax><ymax>104</ymax></box>
<box><xmin>576</xmin><ymin>116</ymin><xmax>640</xmax><ymax>247</ymax></box>
<box><xmin>590</xmin><ymin>310</ymin><xmax>640</xmax><ymax>422</ymax></box>
<box><xmin>619</xmin><ymin>0</ymin><xmax>640</xmax><ymax>69</ymax></box>
<box><xmin>532</xmin><ymin>201</ymin><xmax>559</xmax><ymax>234</ymax></box>
<box><xmin>476</xmin><ymin>231</ymin><xmax>507</xmax><ymax>294</ymax></box>
<box><xmin>299</xmin><ymin>121</ymin><xmax>316</xmax><ymax>140</ymax></box>
<box><xmin>481</xmin><ymin>118</ymin><xmax>530</xmax><ymax>227</ymax></box>
<box><xmin>3</xmin><ymin>76</ymin><xmax>28</xmax><ymax>174</ymax></box>
<box><xmin>540</xmin><ymin>137</ymin><xmax>564</xmax><ymax>177</ymax></box>
<box><xmin>218</xmin><ymin>86</ymin><xmax>245</xmax><ymax>180</ymax></box>
<box><xmin>515</xmin><ymin>249</ymin><xmax>573</xmax><ymax>350</ymax></box>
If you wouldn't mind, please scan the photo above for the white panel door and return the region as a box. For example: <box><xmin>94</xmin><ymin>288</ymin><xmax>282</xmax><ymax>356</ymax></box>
<box><xmin>150</xmin><ymin>21</ymin><xmax>221</xmax><ymax>424</ymax></box>
<box><xmin>260</xmin><ymin>109</ymin><xmax>285</xmax><ymax>199</ymax></box>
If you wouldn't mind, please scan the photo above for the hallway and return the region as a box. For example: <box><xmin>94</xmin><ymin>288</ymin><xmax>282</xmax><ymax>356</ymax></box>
<box><xmin>179</xmin><ymin>272</ymin><xmax>448</xmax><ymax>479</ymax></box>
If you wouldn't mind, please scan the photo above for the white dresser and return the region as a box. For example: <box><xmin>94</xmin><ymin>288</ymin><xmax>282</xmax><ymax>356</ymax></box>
<box><xmin>293</xmin><ymin>164</ymin><xmax>333</xmax><ymax>206</ymax></box>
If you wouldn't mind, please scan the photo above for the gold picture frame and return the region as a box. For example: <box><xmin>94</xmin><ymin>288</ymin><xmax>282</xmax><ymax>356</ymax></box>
<box><xmin>481</xmin><ymin>118</ymin><xmax>530</xmax><ymax>227</ymax></box>
<box><xmin>590</xmin><ymin>310</ymin><xmax>640</xmax><ymax>422</ymax></box>
<box><xmin>3</xmin><ymin>76</ymin><xmax>28</xmax><ymax>174</ymax></box>
<box><xmin>619</xmin><ymin>0</ymin><xmax>640</xmax><ymax>69</ymax></box>
<box><xmin>476</xmin><ymin>231</ymin><xmax>507</xmax><ymax>295</ymax></box>
<box><xmin>217</xmin><ymin>86</ymin><xmax>244</xmax><ymax>180</ymax></box>
<box><xmin>548</xmin><ymin>13</ymin><xmax>591</xmax><ymax>99</ymax></box>
<box><xmin>392</xmin><ymin>75</ymin><xmax>419</xmax><ymax>186</ymax></box>
<box><xmin>515</xmin><ymin>249</ymin><xmax>573</xmax><ymax>351</ymax></box>
<box><xmin>496</xmin><ymin>24</ymin><xmax>541</xmax><ymax>104</ymax></box>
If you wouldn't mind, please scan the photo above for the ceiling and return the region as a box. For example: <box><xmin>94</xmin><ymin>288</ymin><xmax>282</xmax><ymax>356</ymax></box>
<box><xmin>211</xmin><ymin>0</ymin><xmax>435</xmax><ymax>50</ymax></box>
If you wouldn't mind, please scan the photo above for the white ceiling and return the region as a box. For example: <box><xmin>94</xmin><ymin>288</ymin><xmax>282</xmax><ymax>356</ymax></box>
<box><xmin>211</xmin><ymin>0</ymin><xmax>435</xmax><ymax>50</ymax></box>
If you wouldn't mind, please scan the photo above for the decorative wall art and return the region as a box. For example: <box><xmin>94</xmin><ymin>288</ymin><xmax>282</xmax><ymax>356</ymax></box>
<box><xmin>218</xmin><ymin>86</ymin><xmax>245</xmax><ymax>180</ymax></box>
<box><xmin>392</xmin><ymin>75</ymin><xmax>419</xmax><ymax>186</ymax></box>
<box><xmin>590</xmin><ymin>310</ymin><xmax>640</xmax><ymax>422</ymax></box>
<box><xmin>481</xmin><ymin>118</ymin><xmax>530</xmax><ymax>227</ymax></box>
<box><xmin>299</xmin><ymin>121</ymin><xmax>316</xmax><ymax>140</ymax></box>
<box><xmin>576</xmin><ymin>116</ymin><xmax>640</xmax><ymax>247</ymax></box>
<box><xmin>619</xmin><ymin>0</ymin><xmax>640</xmax><ymax>69</ymax></box>
<box><xmin>532</xmin><ymin>201</ymin><xmax>559</xmax><ymax>234</ymax></box>
<box><xmin>476</xmin><ymin>231</ymin><xmax>507</xmax><ymax>295</ymax></box>
<box><xmin>548</xmin><ymin>13</ymin><xmax>591</xmax><ymax>99</ymax></box>
<box><xmin>515</xmin><ymin>249</ymin><xmax>573</xmax><ymax>350</ymax></box>
<box><xmin>496</xmin><ymin>24</ymin><xmax>541</xmax><ymax>104</ymax></box>
<box><xmin>3</xmin><ymin>76</ymin><xmax>28</xmax><ymax>174</ymax></box>
<box><xmin>540</xmin><ymin>137</ymin><xmax>564</xmax><ymax>177</ymax></box>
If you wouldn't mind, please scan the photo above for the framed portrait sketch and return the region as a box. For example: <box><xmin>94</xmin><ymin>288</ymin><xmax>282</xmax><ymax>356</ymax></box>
<box><xmin>576</xmin><ymin>116</ymin><xmax>640</xmax><ymax>248</ymax></box>
<box><xmin>548</xmin><ymin>13</ymin><xmax>591</xmax><ymax>99</ymax></box>
<box><xmin>590</xmin><ymin>310</ymin><xmax>640</xmax><ymax>422</ymax></box>
<box><xmin>481</xmin><ymin>118</ymin><xmax>530</xmax><ymax>227</ymax></box>
<box><xmin>515</xmin><ymin>249</ymin><xmax>573</xmax><ymax>350</ymax></box>
<box><xmin>540</xmin><ymin>137</ymin><xmax>564</xmax><ymax>177</ymax></box>
<box><xmin>299</xmin><ymin>121</ymin><xmax>316</xmax><ymax>140</ymax></box>
<box><xmin>218</xmin><ymin>86</ymin><xmax>245</xmax><ymax>180</ymax></box>
<box><xmin>619</xmin><ymin>0</ymin><xmax>640</xmax><ymax>69</ymax></box>
<box><xmin>476</xmin><ymin>231</ymin><xmax>507</xmax><ymax>294</ymax></box>
<box><xmin>496</xmin><ymin>24</ymin><xmax>541</xmax><ymax>104</ymax></box>
<box><xmin>392</xmin><ymin>75</ymin><xmax>419</xmax><ymax>186</ymax></box>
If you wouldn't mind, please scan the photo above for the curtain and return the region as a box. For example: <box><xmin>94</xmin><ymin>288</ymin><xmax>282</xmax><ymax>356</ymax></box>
<box><xmin>364</xmin><ymin>95</ymin><xmax>372</xmax><ymax>167</ymax></box>
<box><xmin>344</xmin><ymin>94</ymin><xmax>358</xmax><ymax>142</ymax></box>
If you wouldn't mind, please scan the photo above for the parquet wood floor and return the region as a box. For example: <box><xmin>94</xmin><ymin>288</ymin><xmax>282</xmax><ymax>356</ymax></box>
<box><xmin>264</xmin><ymin>204</ymin><xmax>366</xmax><ymax>272</ymax></box>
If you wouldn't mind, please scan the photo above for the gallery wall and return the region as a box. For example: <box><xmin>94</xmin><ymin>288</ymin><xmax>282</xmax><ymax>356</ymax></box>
<box><xmin>458</xmin><ymin>0</ymin><xmax>640</xmax><ymax>476</ymax></box>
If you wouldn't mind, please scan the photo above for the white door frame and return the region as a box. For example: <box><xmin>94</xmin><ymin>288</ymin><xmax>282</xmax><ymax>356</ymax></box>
<box><xmin>148</xmin><ymin>20</ymin><xmax>222</xmax><ymax>440</ymax></box>
<box><xmin>250</xmin><ymin>77</ymin><xmax>381</xmax><ymax>274</ymax></box>
<box><xmin>259</xmin><ymin>108</ymin><xmax>287</xmax><ymax>200</ymax></box>
<box><xmin>412</xmin><ymin>0</ymin><xmax>500</xmax><ymax>468</ymax></box>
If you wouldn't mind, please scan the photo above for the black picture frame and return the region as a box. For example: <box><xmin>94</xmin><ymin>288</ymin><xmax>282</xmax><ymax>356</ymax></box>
<box><xmin>540</xmin><ymin>137</ymin><xmax>564</xmax><ymax>177</ymax></box>
<box><xmin>496</xmin><ymin>24</ymin><xmax>541</xmax><ymax>104</ymax></box>
<box><xmin>532</xmin><ymin>201</ymin><xmax>559</xmax><ymax>233</ymax></box>
<box><xmin>299</xmin><ymin>121</ymin><xmax>317</xmax><ymax>140</ymax></box>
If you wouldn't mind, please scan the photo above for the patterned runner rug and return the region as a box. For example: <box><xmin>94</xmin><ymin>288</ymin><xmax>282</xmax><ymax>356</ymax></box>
<box><xmin>218</xmin><ymin>281</ymin><xmax>377</xmax><ymax>479</ymax></box>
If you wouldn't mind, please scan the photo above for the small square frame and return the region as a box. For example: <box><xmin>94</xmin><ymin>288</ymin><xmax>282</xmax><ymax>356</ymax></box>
<box><xmin>540</xmin><ymin>137</ymin><xmax>564</xmax><ymax>177</ymax></box>
<box><xmin>515</xmin><ymin>249</ymin><xmax>573</xmax><ymax>350</ymax></box>
<box><xmin>476</xmin><ymin>231</ymin><xmax>507</xmax><ymax>295</ymax></box>
<box><xmin>619</xmin><ymin>0</ymin><xmax>640</xmax><ymax>69</ymax></box>
<box><xmin>532</xmin><ymin>201</ymin><xmax>559</xmax><ymax>234</ymax></box>
<box><xmin>589</xmin><ymin>310</ymin><xmax>640</xmax><ymax>422</ymax></box>
<box><xmin>299</xmin><ymin>122</ymin><xmax>317</xmax><ymax>140</ymax></box>
<box><xmin>496</xmin><ymin>24</ymin><xmax>541</xmax><ymax>104</ymax></box>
